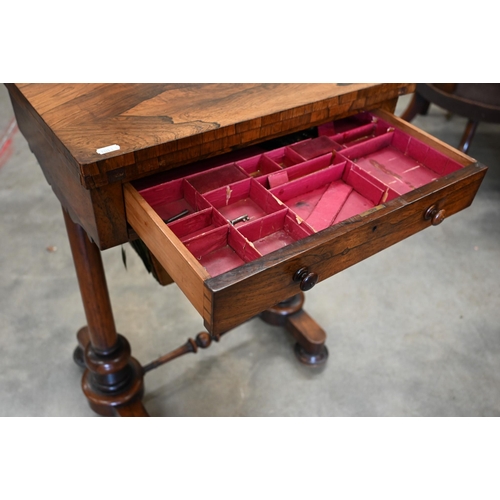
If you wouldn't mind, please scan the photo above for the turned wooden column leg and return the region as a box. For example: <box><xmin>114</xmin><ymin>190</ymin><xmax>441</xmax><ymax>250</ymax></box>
<box><xmin>260</xmin><ymin>293</ymin><xmax>329</xmax><ymax>366</ymax></box>
<box><xmin>63</xmin><ymin>209</ymin><xmax>147</xmax><ymax>417</ymax></box>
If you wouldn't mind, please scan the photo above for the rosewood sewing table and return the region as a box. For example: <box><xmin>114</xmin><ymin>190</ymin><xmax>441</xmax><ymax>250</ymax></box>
<box><xmin>5</xmin><ymin>84</ymin><xmax>487</xmax><ymax>416</ymax></box>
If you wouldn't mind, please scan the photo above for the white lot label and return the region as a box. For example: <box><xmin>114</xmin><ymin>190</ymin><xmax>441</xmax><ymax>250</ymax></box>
<box><xmin>96</xmin><ymin>144</ymin><xmax>120</xmax><ymax>155</ymax></box>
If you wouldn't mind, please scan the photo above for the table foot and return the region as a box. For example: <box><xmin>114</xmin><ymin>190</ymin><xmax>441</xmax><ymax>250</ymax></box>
<box><xmin>73</xmin><ymin>326</ymin><xmax>146</xmax><ymax>415</ymax></box>
<box><xmin>294</xmin><ymin>342</ymin><xmax>329</xmax><ymax>366</ymax></box>
<box><xmin>260</xmin><ymin>293</ymin><xmax>329</xmax><ymax>366</ymax></box>
<box><xmin>113</xmin><ymin>399</ymin><xmax>150</xmax><ymax>417</ymax></box>
<box><xmin>82</xmin><ymin>340</ymin><xmax>145</xmax><ymax>417</ymax></box>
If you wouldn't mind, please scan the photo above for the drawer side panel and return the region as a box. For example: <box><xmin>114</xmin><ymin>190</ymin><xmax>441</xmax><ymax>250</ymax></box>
<box><xmin>372</xmin><ymin>109</ymin><xmax>475</xmax><ymax>166</ymax></box>
<box><xmin>124</xmin><ymin>183</ymin><xmax>210</xmax><ymax>315</ymax></box>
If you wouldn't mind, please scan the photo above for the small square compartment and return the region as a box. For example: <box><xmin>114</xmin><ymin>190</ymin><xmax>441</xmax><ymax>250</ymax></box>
<box><xmin>184</xmin><ymin>226</ymin><xmax>261</xmax><ymax>277</ymax></box>
<box><xmin>340</xmin><ymin>128</ymin><xmax>463</xmax><ymax>195</ymax></box>
<box><xmin>317</xmin><ymin>112</ymin><xmax>373</xmax><ymax>136</ymax></box>
<box><xmin>264</xmin><ymin>146</ymin><xmax>304</xmax><ymax>168</ymax></box>
<box><xmin>238</xmin><ymin>209</ymin><xmax>314</xmax><ymax>255</ymax></box>
<box><xmin>205</xmin><ymin>178</ymin><xmax>283</xmax><ymax>226</ymax></box>
<box><xmin>138</xmin><ymin>178</ymin><xmax>210</xmax><ymax>222</ymax></box>
<box><xmin>264</xmin><ymin>153</ymin><xmax>338</xmax><ymax>190</ymax></box>
<box><xmin>328</xmin><ymin>121</ymin><xmax>391</xmax><ymax>148</ymax></box>
<box><xmin>167</xmin><ymin>208</ymin><xmax>227</xmax><ymax>242</ymax></box>
<box><xmin>187</xmin><ymin>163</ymin><xmax>249</xmax><ymax>194</ymax></box>
<box><xmin>236</xmin><ymin>153</ymin><xmax>282</xmax><ymax>178</ymax></box>
<box><xmin>288</xmin><ymin>135</ymin><xmax>338</xmax><ymax>160</ymax></box>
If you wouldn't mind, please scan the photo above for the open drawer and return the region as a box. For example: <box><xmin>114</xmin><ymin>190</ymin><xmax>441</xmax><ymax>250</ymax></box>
<box><xmin>124</xmin><ymin>109</ymin><xmax>487</xmax><ymax>336</ymax></box>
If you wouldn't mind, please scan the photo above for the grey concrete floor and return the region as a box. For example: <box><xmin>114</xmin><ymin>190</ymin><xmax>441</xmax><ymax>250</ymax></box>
<box><xmin>1</xmin><ymin>86</ymin><xmax>499</xmax><ymax>417</ymax></box>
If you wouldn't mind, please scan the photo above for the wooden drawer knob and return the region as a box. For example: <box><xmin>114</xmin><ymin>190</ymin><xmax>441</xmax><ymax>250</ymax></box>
<box><xmin>425</xmin><ymin>205</ymin><xmax>446</xmax><ymax>226</ymax></box>
<box><xmin>293</xmin><ymin>267</ymin><xmax>318</xmax><ymax>291</ymax></box>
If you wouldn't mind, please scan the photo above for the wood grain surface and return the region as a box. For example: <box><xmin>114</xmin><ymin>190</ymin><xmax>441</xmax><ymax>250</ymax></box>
<box><xmin>5</xmin><ymin>83</ymin><xmax>413</xmax><ymax>249</ymax></box>
<box><xmin>10</xmin><ymin>84</ymin><xmax>414</xmax><ymax>188</ymax></box>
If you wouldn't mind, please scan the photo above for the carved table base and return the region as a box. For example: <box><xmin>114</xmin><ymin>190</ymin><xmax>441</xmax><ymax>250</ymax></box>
<box><xmin>260</xmin><ymin>293</ymin><xmax>329</xmax><ymax>366</ymax></box>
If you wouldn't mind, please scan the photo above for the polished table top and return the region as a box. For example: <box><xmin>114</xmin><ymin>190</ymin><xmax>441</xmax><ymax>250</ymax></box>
<box><xmin>6</xmin><ymin>83</ymin><xmax>414</xmax><ymax>249</ymax></box>
<box><xmin>8</xmin><ymin>84</ymin><xmax>414</xmax><ymax>188</ymax></box>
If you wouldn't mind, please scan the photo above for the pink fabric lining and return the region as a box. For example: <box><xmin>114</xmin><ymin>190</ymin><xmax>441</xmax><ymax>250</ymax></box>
<box><xmin>239</xmin><ymin>210</ymin><xmax>314</xmax><ymax>255</ymax></box>
<box><xmin>137</xmin><ymin>110</ymin><xmax>468</xmax><ymax>278</ymax></box>
<box><xmin>289</xmin><ymin>136</ymin><xmax>338</xmax><ymax>160</ymax></box>
<box><xmin>236</xmin><ymin>153</ymin><xmax>282</xmax><ymax>178</ymax></box>
<box><xmin>265</xmin><ymin>146</ymin><xmax>304</xmax><ymax>168</ymax></box>
<box><xmin>187</xmin><ymin>163</ymin><xmax>248</xmax><ymax>193</ymax></box>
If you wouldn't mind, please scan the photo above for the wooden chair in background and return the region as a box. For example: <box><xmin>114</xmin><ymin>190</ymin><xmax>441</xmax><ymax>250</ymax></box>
<box><xmin>401</xmin><ymin>83</ymin><xmax>500</xmax><ymax>153</ymax></box>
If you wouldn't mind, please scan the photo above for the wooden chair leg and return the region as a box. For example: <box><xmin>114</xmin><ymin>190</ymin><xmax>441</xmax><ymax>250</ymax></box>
<box><xmin>401</xmin><ymin>92</ymin><xmax>431</xmax><ymax>122</ymax></box>
<box><xmin>458</xmin><ymin>120</ymin><xmax>479</xmax><ymax>153</ymax></box>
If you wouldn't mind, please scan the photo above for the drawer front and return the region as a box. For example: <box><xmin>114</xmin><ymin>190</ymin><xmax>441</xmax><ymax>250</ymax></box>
<box><xmin>124</xmin><ymin>111</ymin><xmax>487</xmax><ymax>336</ymax></box>
<box><xmin>204</xmin><ymin>164</ymin><xmax>484</xmax><ymax>334</ymax></box>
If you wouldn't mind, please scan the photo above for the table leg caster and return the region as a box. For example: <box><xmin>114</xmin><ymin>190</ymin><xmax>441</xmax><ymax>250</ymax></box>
<box><xmin>294</xmin><ymin>342</ymin><xmax>329</xmax><ymax>366</ymax></box>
